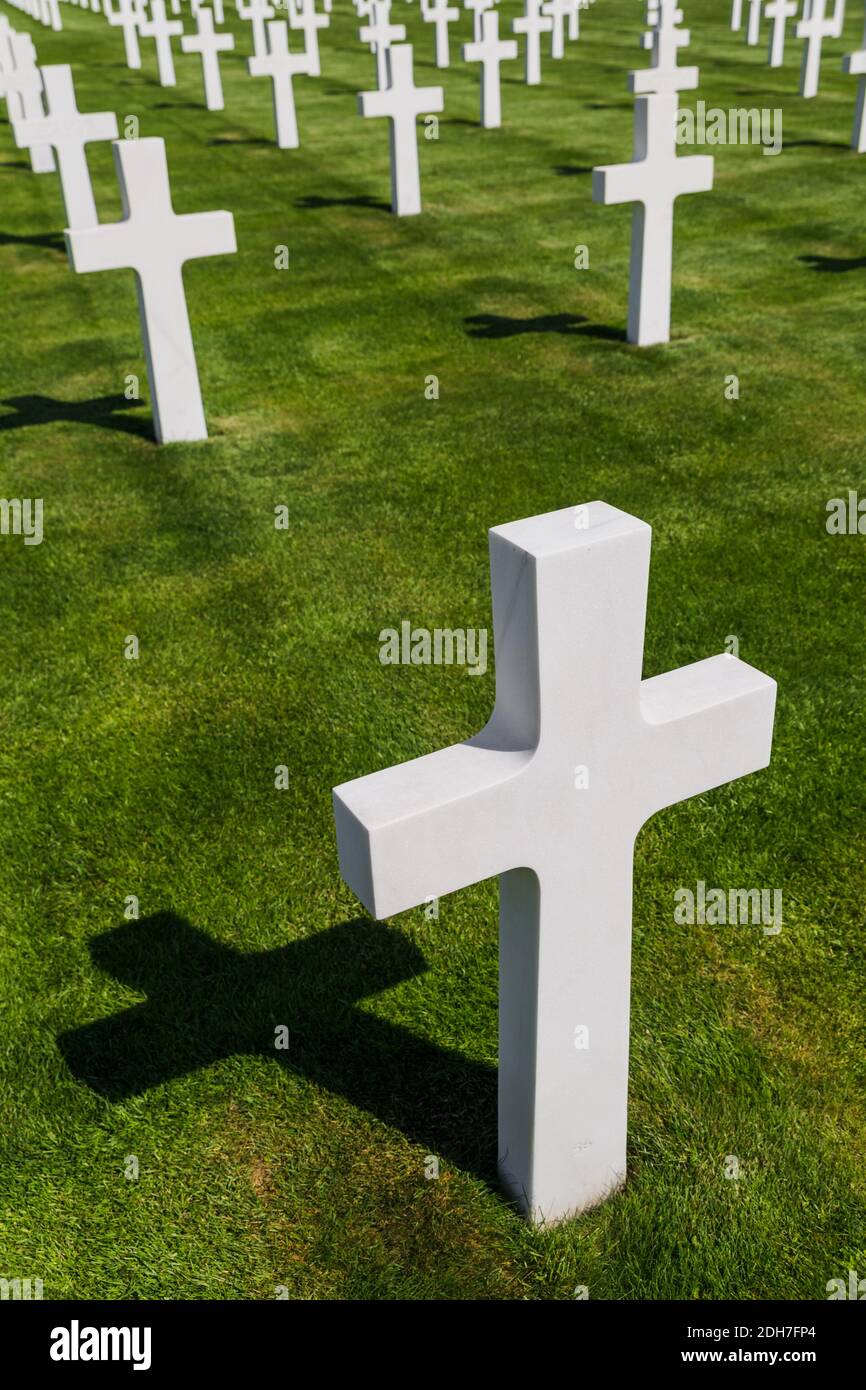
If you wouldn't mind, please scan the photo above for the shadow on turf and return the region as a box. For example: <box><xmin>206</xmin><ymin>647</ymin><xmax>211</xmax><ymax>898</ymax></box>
<box><xmin>798</xmin><ymin>253</ymin><xmax>866</xmax><ymax>273</ymax></box>
<box><xmin>0</xmin><ymin>393</ymin><xmax>152</xmax><ymax>440</ymax></box>
<box><xmin>553</xmin><ymin>164</ymin><xmax>594</xmax><ymax>177</ymax></box>
<box><xmin>294</xmin><ymin>193</ymin><xmax>391</xmax><ymax>212</ymax></box>
<box><xmin>466</xmin><ymin>311</ymin><xmax>626</xmax><ymax>342</ymax></box>
<box><xmin>0</xmin><ymin>230</ymin><xmax>66</xmax><ymax>252</ymax></box>
<box><xmin>57</xmin><ymin>913</ymin><xmax>500</xmax><ymax>1188</ymax></box>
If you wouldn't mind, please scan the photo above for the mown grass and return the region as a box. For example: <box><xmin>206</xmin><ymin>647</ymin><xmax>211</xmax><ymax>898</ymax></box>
<box><xmin>0</xmin><ymin>0</ymin><xmax>864</xmax><ymax>1299</ymax></box>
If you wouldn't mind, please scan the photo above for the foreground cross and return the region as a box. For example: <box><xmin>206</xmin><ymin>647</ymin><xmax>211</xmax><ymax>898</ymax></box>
<box><xmin>248</xmin><ymin>19</ymin><xmax>310</xmax><ymax>147</ymax></box>
<box><xmin>139</xmin><ymin>0</ymin><xmax>184</xmax><ymax>86</ymax></box>
<box><xmin>181</xmin><ymin>5</ymin><xmax>234</xmax><ymax>110</ymax></box>
<box><xmin>422</xmin><ymin>0</ymin><xmax>458</xmax><ymax>67</ymax></box>
<box><xmin>765</xmin><ymin>0</ymin><xmax>797</xmax><ymax>67</ymax></box>
<box><xmin>105</xmin><ymin>0</ymin><xmax>144</xmax><ymax>69</ymax></box>
<box><xmin>358</xmin><ymin>43</ymin><xmax>443</xmax><ymax>216</ymax></box>
<box><xmin>592</xmin><ymin>0</ymin><xmax>712</xmax><ymax>346</ymax></box>
<box><xmin>65</xmin><ymin>138</ymin><xmax>236</xmax><ymax>444</ymax></box>
<box><xmin>513</xmin><ymin>0</ymin><xmax>553</xmax><ymax>84</ymax></box>
<box><xmin>14</xmin><ymin>65</ymin><xmax>117</xmax><ymax>229</ymax></box>
<box><xmin>333</xmin><ymin>502</ymin><xmax>777</xmax><ymax>1223</ymax></box>
<box><xmin>463</xmin><ymin>9</ymin><xmax>518</xmax><ymax>128</ymax></box>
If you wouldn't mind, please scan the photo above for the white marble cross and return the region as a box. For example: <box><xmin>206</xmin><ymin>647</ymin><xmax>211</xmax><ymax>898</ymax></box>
<box><xmin>14</xmin><ymin>64</ymin><xmax>117</xmax><ymax>228</ymax></box>
<box><xmin>745</xmin><ymin>0</ymin><xmax>762</xmax><ymax>44</ymax></box>
<box><xmin>765</xmin><ymin>0</ymin><xmax>797</xmax><ymax>65</ymax></box>
<box><xmin>248</xmin><ymin>19</ymin><xmax>310</xmax><ymax>146</ymax></box>
<box><xmin>333</xmin><ymin>502</ymin><xmax>777</xmax><ymax>1225</ymax></box>
<box><xmin>542</xmin><ymin>0</ymin><xmax>571</xmax><ymax>58</ymax></box>
<box><xmin>462</xmin><ymin>8</ymin><xmax>518</xmax><ymax>128</ymax></box>
<box><xmin>843</xmin><ymin>4</ymin><xmax>866</xmax><ymax>150</ymax></box>
<box><xmin>237</xmin><ymin>0</ymin><xmax>275</xmax><ymax>57</ymax></box>
<box><xmin>140</xmin><ymin>0</ymin><xmax>184</xmax><ymax>86</ymax></box>
<box><xmin>105</xmin><ymin>0</ymin><xmax>144</xmax><ymax>69</ymax></box>
<box><xmin>3</xmin><ymin>32</ymin><xmax>55</xmax><ymax>172</ymax></box>
<box><xmin>421</xmin><ymin>0</ymin><xmax>458</xmax><ymax>67</ymax></box>
<box><xmin>513</xmin><ymin>0</ymin><xmax>553</xmax><ymax>85</ymax></box>
<box><xmin>288</xmin><ymin>0</ymin><xmax>327</xmax><ymax>77</ymax></box>
<box><xmin>181</xmin><ymin>5</ymin><xmax>234</xmax><ymax>109</ymax></box>
<box><xmin>65</xmin><ymin>138</ymin><xmax>236</xmax><ymax>444</ymax></box>
<box><xmin>361</xmin><ymin>0</ymin><xmax>406</xmax><ymax>89</ymax></box>
<box><xmin>465</xmin><ymin>0</ymin><xmax>494</xmax><ymax>42</ymax></box>
<box><xmin>797</xmin><ymin>0</ymin><xmax>842</xmax><ymax>96</ymax></box>
<box><xmin>730</xmin><ymin>0</ymin><xmax>743</xmax><ymax>25</ymax></box>
<box><xmin>593</xmin><ymin>0</ymin><xmax>711</xmax><ymax>346</ymax></box>
<box><xmin>358</xmin><ymin>42</ymin><xmax>443</xmax><ymax>216</ymax></box>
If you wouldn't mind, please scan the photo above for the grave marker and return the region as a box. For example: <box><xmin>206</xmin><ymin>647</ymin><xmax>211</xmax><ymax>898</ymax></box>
<box><xmin>333</xmin><ymin>502</ymin><xmax>776</xmax><ymax>1224</ymax></box>
<box><xmin>65</xmin><ymin>138</ymin><xmax>236</xmax><ymax>443</ymax></box>
<box><xmin>14</xmin><ymin>64</ymin><xmax>118</xmax><ymax>228</ymax></box>
<box><xmin>462</xmin><ymin>8</ymin><xmax>518</xmax><ymax>128</ymax></box>
<box><xmin>358</xmin><ymin>42</ymin><xmax>443</xmax><ymax>215</ymax></box>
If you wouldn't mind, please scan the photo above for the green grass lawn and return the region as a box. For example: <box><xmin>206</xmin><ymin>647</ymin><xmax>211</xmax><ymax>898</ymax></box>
<box><xmin>0</xmin><ymin>0</ymin><xmax>864</xmax><ymax>1300</ymax></box>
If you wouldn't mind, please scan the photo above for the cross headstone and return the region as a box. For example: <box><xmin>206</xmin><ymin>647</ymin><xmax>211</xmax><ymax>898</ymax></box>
<box><xmin>421</xmin><ymin>0</ymin><xmax>458</xmax><ymax>68</ymax></box>
<box><xmin>181</xmin><ymin>5</ymin><xmax>234</xmax><ymax>110</ymax></box>
<box><xmin>248</xmin><ymin>19</ymin><xmax>310</xmax><ymax>147</ymax></box>
<box><xmin>358</xmin><ymin>42</ymin><xmax>443</xmax><ymax>216</ymax></box>
<box><xmin>513</xmin><ymin>0</ymin><xmax>553</xmax><ymax>85</ymax></box>
<box><xmin>462</xmin><ymin>8</ymin><xmax>518</xmax><ymax>128</ymax></box>
<box><xmin>105</xmin><ymin>0</ymin><xmax>144</xmax><ymax>69</ymax></box>
<box><xmin>2</xmin><ymin>32</ymin><xmax>55</xmax><ymax>173</ymax></box>
<box><xmin>765</xmin><ymin>0</ymin><xmax>797</xmax><ymax>65</ymax></box>
<box><xmin>360</xmin><ymin>0</ymin><xmax>406</xmax><ymax>88</ymax></box>
<box><xmin>288</xmin><ymin>0</ymin><xmax>328</xmax><ymax>77</ymax></box>
<box><xmin>237</xmin><ymin>0</ymin><xmax>275</xmax><ymax>57</ymax></box>
<box><xmin>542</xmin><ymin>0</ymin><xmax>572</xmax><ymax>58</ymax></box>
<box><xmin>13</xmin><ymin>64</ymin><xmax>117</xmax><ymax>229</ymax></box>
<box><xmin>139</xmin><ymin>0</ymin><xmax>184</xmax><ymax>86</ymax></box>
<box><xmin>745</xmin><ymin>0</ymin><xmax>762</xmax><ymax>44</ymax></box>
<box><xmin>465</xmin><ymin>0</ymin><xmax>494</xmax><ymax>42</ymax></box>
<box><xmin>731</xmin><ymin>0</ymin><xmax>743</xmax><ymax>26</ymax></box>
<box><xmin>843</xmin><ymin>4</ymin><xmax>866</xmax><ymax>150</ymax></box>
<box><xmin>333</xmin><ymin>501</ymin><xmax>777</xmax><ymax>1224</ymax></box>
<box><xmin>592</xmin><ymin>0</ymin><xmax>712</xmax><ymax>345</ymax></box>
<box><xmin>65</xmin><ymin>138</ymin><xmax>236</xmax><ymax>444</ymax></box>
<box><xmin>796</xmin><ymin>0</ymin><xmax>841</xmax><ymax>96</ymax></box>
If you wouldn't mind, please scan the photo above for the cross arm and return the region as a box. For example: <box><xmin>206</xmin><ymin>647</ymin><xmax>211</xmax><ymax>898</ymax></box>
<box><xmin>333</xmin><ymin>741</ymin><xmax>530</xmax><ymax>919</ymax></box>
<box><xmin>638</xmin><ymin>653</ymin><xmax>776</xmax><ymax>824</ymax></box>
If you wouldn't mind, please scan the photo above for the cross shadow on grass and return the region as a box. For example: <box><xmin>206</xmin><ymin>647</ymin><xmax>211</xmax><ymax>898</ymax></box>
<box><xmin>294</xmin><ymin>193</ymin><xmax>391</xmax><ymax>212</ymax></box>
<box><xmin>466</xmin><ymin>311</ymin><xmax>626</xmax><ymax>342</ymax></box>
<box><xmin>57</xmin><ymin>913</ymin><xmax>500</xmax><ymax>1188</ymax></box>
<box><xmin>208</xmin><ymin>136</ymin><xmax>273</xmax><ymax>147</ymax></box>
<box><xmin>553</xmin><ymin>164</ymin><xmax>594</xmax><ymax>177</ymax></box>
<box><xmin>0</xmin><ymin>393</ymin><xmax>152</xmax><ymax>441</ymax></box>
<box><xmin>798</xmin><ymin>253</ymin><xmax>866</xmax><ymax>273</ymax></box>
<box><xmin>0</xmin><ymin>230</ymin><xmax>66</xmax><ymax>252</ymax></box>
